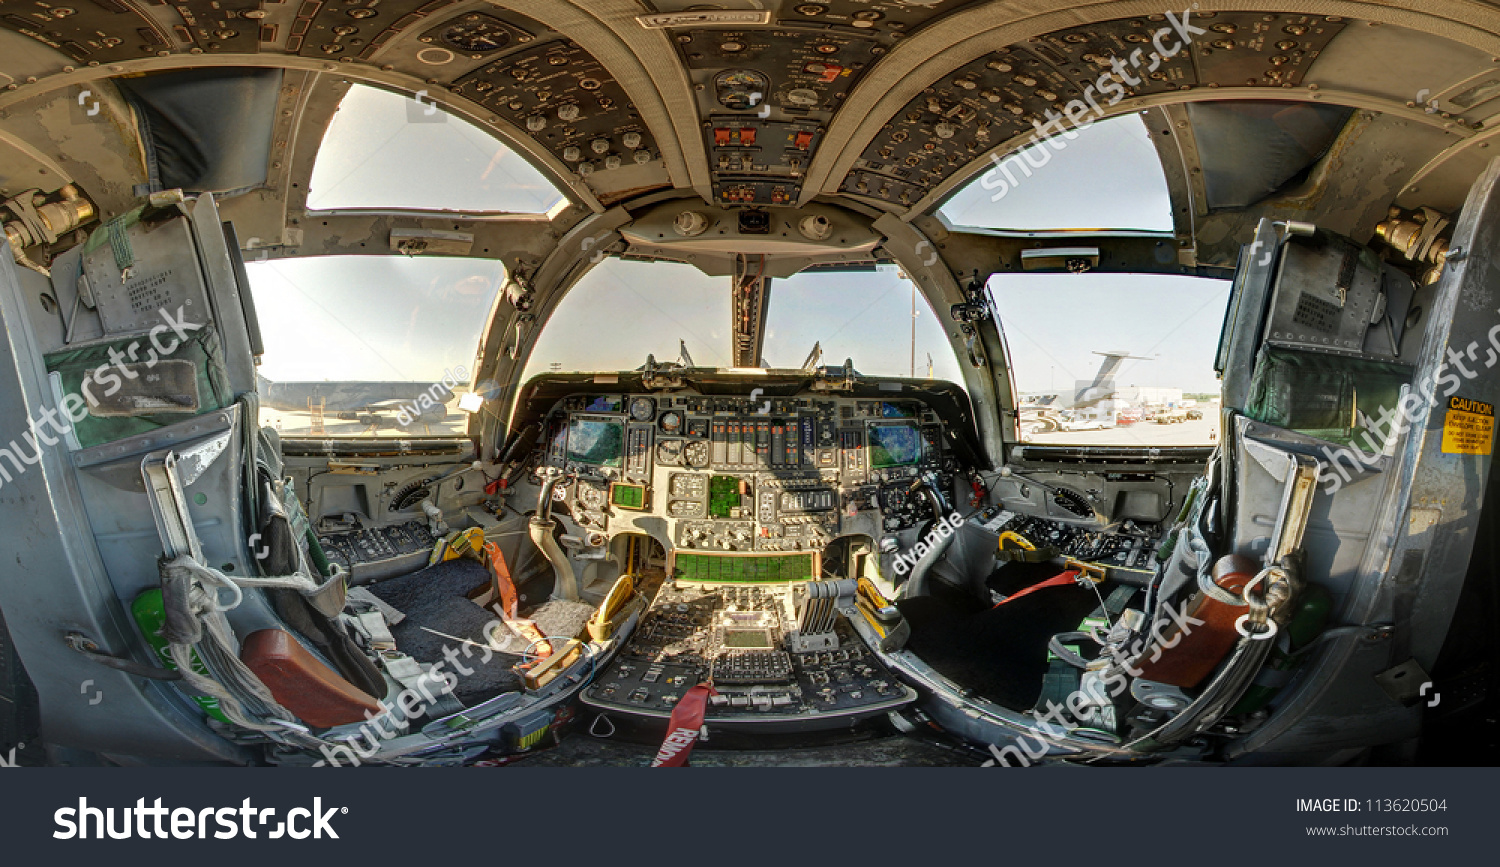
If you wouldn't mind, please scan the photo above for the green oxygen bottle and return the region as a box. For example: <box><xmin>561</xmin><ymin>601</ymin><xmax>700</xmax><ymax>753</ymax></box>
<box><xmin>130</xmin><ymin>588</ymin><xmax>230</xmax><ymax>722</ymax></box>
<box><xmin>1229</xmin><ymin>583</ymin><xmax>1333</xmax><ymax>715</ymax></box>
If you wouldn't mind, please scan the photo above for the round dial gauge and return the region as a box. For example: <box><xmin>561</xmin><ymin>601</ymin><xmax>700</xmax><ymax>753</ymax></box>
<box><xmin>656</xmin><ymin>439</ymin><xmax>684</xmax><ymax>465</ymax></box>
<box><xmin>683</xmin><ymin>440</ymin><xmax>710</xmax><ymax>468</ymax></box>
<box><xmin>659</xmin><ymin>410</ymin><xmax>683</xmax><ymax>434</ymax></box>
<box><xmin>715</xmin><ymin>69</ymin><xmax>770</xmax><ymax>110</ymax></box>
<box><xmin>628</xmin><ymin>396</ymin><xmax>656</xmax><ymax>422</ymax></box>
<box><xmin>577</xmin><ymin>483</ymin><xmax>607</xmax><ymax>511</ymax></box>
<box><xmin>440</xmin><ymin>21</ymin><xmax>512</xmax><ymax>53</ymax></box>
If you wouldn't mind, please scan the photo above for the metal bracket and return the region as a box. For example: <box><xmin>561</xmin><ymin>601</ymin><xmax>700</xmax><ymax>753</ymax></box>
<box><xmin>1267</xmin><ymin>453</ymin><xmax>1319</xmax><ymax>568</ymax></box>
<box><xmin>141</xmin><ymin>450</ymin><xmax>203</xmax><ymax>561</ymax></box>
<box><xmin>1373</xmin><ymin>658</ymin><xmax>1431</xmax><ymax>706</ymax></box>
<box><xmin>640</xmin><ymin>354</ymin><xmax>686</xmax><ymax>391</ymax></box>
<box><xmin>810</xmin><ymin>358</ymin><xmax>858</xmax><ymax>393</ymax></box>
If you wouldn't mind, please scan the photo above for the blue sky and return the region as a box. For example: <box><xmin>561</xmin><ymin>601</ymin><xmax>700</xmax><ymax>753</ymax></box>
<box><xmin>939</xmin><ymin>112</ymin><xmax>1174</xmax><ymax>231</ymax></box>
<box><xmin>250</xmin><ymin>91</ymin><xmax>1227</xmax><ymax>397</ymax></box>
<box><xmin>521</xmin><ymin>261</ymin><xmax>968</xmax><ymax>385</ymax></box>
<box><xmin>246</xmin><ymin>255</ymin><xmax>505</xmax><ymax>382</ymax></box>
<box><xmin>308</xmin><ymin>85</ymin><xmax>563</xmax><ymax>213</ymax></box>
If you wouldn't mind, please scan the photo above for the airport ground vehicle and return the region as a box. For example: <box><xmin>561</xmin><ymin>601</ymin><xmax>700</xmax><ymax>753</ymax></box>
<box><xmin>1</xmin><ymin>1</ymin><xmax>1498</xmax><ymax>767</ymax></box>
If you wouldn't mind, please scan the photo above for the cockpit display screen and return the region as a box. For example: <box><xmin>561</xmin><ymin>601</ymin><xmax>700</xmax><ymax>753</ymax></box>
<box><xmin>583</xmin><ymin>396</ymin><xmax>623</xmax><ymax>413</ymax></box>
<box><xmin>566</xmin><ymin>417</ymin><xmax>623</xmax><ymax>467</ymax></box>
<box><xmin>722</xmin><ymin>628</ymin><xmax>773</xmax><ymax>649</ymax></box>
<box><xmin>868</xmin><ymin>423</ymin><xmax>922</xmax><ymax>469</ymax></box>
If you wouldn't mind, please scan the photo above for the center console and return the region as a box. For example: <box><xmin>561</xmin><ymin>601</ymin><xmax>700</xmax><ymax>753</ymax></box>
<box><xmin>581</xmin><ymin>552</ymin><xmax>916</xmax><ymax>733</ymax></box>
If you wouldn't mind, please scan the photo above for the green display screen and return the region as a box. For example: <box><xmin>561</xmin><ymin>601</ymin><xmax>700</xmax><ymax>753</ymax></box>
<box><xmin>723</xmin><ymin>628</ymin><xmax>773</xmax><ymax>649</ymax></box>
<box><xmin>674</xmin><ymin>552</ymin><xmax>816</xmax><ymax>584</ymax></box>
<box><xmin>610</xmin><ymin>482</ymin><xmax>646</xmax><ymax>510</ymax></box>
<box><xmin>708</xmin><ymin>475</ymin><xmax>740</xmax><ymax>518</ymax></box>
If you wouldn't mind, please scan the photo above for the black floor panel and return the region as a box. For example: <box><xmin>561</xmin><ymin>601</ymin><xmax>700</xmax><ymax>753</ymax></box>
<box><xmin>897</xmin><ymin>563</ymin><xmax>1103</xmax><ymax>711</ymax></box>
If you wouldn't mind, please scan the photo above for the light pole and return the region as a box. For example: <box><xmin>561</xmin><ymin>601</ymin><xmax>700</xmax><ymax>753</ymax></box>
<box><xmin>910</xmin><ymin>286</ymin><xmax>917</xmax><ymax>378</ymax></box>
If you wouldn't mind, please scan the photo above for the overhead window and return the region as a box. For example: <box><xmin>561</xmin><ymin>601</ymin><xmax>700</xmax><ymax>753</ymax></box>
<box><xmin>938</xmin><ymin>113</ymin><xmax>1173</xmax><ymax>232</ymax></box>
<box><xmin>307</xmin><ymin>84</ymin><xmax>566</xmax><ymax>214</ymax></box>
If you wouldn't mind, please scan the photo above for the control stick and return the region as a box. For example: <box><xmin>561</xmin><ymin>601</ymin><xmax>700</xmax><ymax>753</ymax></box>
<box><xmin>530</xmin><ymin>467</ymin><xmax>579</xmax><ymax>601</ymax></box>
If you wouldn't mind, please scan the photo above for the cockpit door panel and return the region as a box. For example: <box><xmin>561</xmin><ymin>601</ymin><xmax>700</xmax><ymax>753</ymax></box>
<box><xmin>1225</xmin><ymin>156</ymin><xmax>1500</xmax><ymax>757</ymax></box>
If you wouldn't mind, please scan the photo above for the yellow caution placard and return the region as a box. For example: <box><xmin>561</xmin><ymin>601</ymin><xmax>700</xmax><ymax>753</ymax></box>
<box><xmin>1442</xmin><ymin>396</ymin><xmax>1495</xmax><ymax>455</ymax></box>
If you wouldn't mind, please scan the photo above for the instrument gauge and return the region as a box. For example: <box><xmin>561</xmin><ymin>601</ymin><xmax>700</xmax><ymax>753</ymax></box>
<box><xmin>628</xmin><ymin>396</ymin><xmax>656</xmax><ymax>422</ymax></box>
<box><xmin>683</xmin><ymin>440</ymin><xmax>710</xmax><ymax>468</ymax></box>
<box><xmin>577</xmin><ymin>483</ymin><xmax>607</xmax><ymax>511</ymax></box>
<box><xmin>656</xmin><ymin>439</ymin><xmax>684</xmax><ymax>465</ymax></box>
<box><xmin>659</xmin><ymin>410</ymin><xmax>683</xmax><ymax>434</ymax></box>
<box><xmin>440</xmin><ymin>21</ymin><xmax>512</xmax><ymax>53</ymax></box>
<box><xmin>715</xmin><ymin>69</ymin><xmax>770</xmax><ymax>110</ymax></box>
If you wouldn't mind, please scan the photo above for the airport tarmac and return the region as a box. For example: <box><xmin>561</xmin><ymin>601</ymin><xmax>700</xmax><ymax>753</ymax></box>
<box><xmin>1024</xmin><ymin>416</ymin><xmax>1220</xmax><ymax>447</ymax></box>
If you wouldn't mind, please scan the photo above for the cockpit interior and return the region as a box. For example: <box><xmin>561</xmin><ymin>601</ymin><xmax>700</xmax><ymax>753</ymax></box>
<box><xmin>1</xmin><ymin>1</ymin><xmax>1498</xmax><ymax>767</ymax></box>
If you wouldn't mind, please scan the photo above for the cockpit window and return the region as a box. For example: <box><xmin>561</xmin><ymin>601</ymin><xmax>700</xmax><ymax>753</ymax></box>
<box><xmin>938</xmin><ymin>113</ymin><xmax>1173</xmax><ymax>232</ymax></box>
<box><xmin>990</xmin><ymin>272</ymin><xmax>1230</xmax><ymax>445</ymax></box>
<box><xmin>761</xmin><ymin>266</ymin><xmax>966</xmax><ymax>387</ymax></box>
<box><xmin>245</xmin><ymin>255</ymin><xmax>507</xmax><ymax>437</ymax></box>
<box><xmin>523</xmin><ymin>260</ymin><xmax>966</xmax><ymax>389</ymax></box>
<box><xmin>307</xmin><ymin>84</ymin><xmax>566</xmax><ymax>214</ymax></box>
<box><xmin>524</xmin><ymin>257</ymin><xmax>734</xmax><ymax>378</ymax></box>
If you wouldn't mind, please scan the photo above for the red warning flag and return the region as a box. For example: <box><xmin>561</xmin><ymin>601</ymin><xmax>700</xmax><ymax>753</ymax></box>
<box><xmin>651</xmin><ymin>683</ymin><xmax>717</xmax><ymax>767</ymax></box>
<box><xmin>992</xmin><ymin>570</ymin><xmax>1081</xmax><ymax>608</ymax></box>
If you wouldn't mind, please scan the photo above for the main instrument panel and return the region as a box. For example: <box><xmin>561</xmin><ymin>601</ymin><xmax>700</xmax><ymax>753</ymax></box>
<box><xmin>530</xmin><ymin>392</ymin><xmax>958</xmax><ymax>553</ymax></box>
